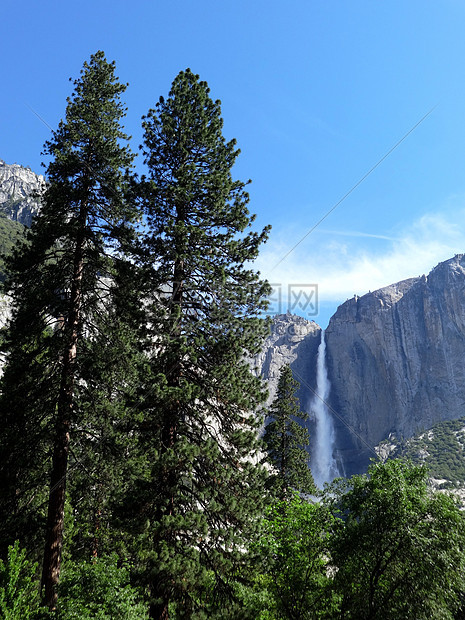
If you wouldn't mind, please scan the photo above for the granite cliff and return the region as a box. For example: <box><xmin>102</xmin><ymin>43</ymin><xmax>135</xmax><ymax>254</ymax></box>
<box><xmin>0</xmin><ymin>160</ymin><xmax>41</xmax><ymax>363</ymax></box>
<box><xmin>252</xmin><ymin>313</ymin><xmax>321</xmax><ymax>408</ymax></box>
<box><xmin>0</xmin><ymin>159</ymin><xmax>43</xmax><ymax>226</ymax></box>
<box><xmin>255</xmin><ymin>255</ymin><xmax>465</xmax><ymax>477</ymax></box>
<box><xmin>325</xmin><ymin>254</ymin><xmax>465</xmax><ymax>474</ymax></box>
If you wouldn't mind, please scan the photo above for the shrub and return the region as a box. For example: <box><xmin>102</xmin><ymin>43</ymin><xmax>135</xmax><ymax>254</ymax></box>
<box><xmin>57</xmin><ymin>555</ymin><xmax>148</xmax><ymax>619</ymax></box>
<box><xmin>0</xmin><ymin>540</ymin><xmax>46</xmax><ymax>619</ymax></box>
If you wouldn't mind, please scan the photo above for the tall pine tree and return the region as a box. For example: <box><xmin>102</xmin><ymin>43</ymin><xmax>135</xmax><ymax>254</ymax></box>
<box><xmin>0</xmin><ymin>51</ymin><xmax>138</xmax><ymax>609</ymax></box>
<box><xmin>124</xmin><ymin>69</ymin><xmax>272</xmax><ymax>618</ymax></box>
<box><xmin>263</xmin><ymin>364</ymin><xmax>315</xmax><ymax>499</ymax></box>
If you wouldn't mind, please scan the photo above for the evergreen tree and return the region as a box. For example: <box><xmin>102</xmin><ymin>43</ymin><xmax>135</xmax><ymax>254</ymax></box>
<box><xmin>124</xmin><ymin>68</ymin><xmax>272</xmax><ymax>618</ymax></box>
<box><xmin>263</xmin><ymin>365</ymin><xmax>315</xmax><ymax>499</ymax></box>
<box><xmin>0</xmin><ymin>51</ymin><xmax>138</xmax><ymax>609</ymax></box>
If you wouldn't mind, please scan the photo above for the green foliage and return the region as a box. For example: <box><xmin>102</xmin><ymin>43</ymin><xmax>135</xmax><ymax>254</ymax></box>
<box><xmin>164</xmin><ymin>570</ymin><xmax>273</xmax><ymax>620</ymax></box>
<box><xmin>56</xmin><ymin>555</ymin><xmax>148</xmax><ymax>619</ymax></box>
<box><xmin>391</xmin><ymin>417</ymin><xmax>465</xmax><ymax>484</ymax></box>
<box><xmin>0</xmin><ymin>215</ymin><xmax>26</xmax><ymax>282</ymax></box>
<box><xmin>253</xmin><ymin>495</ymin><xmax>338</xmax><ymax>619</ymax></box>
<box><xmin>0</xmin><ymin>541</ymin><xmax>47</xmax><ymax>619</ymax></box>
<box><xmin>120</xmin><ymin>68</ymin><xmax>272</xmax><ymax>616</ymax></box>
<box><xmin>165</xmin><ymin>461</ymin><xmax>465</xmax><ymax>619</ymax></box>
<box><xmin>3</xmin><ymin>57</ymin><xmax>465</xmax><ymax>620</ymax></box>
<box><xmin>263</xmin><ymin>365</ymin><xmax>315</xmax><ymax>498</ymax></box>
<box><xmin>0</xmin><ymin>50</ymin><xmax>139</xmax><ymax>605</ymax></box>
<box><xmin>328</xmin><ymin>459</ymin><xmax>465</xmax><ymax>619</ymax></box>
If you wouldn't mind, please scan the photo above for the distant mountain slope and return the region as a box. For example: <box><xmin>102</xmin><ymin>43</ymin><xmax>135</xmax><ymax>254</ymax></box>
<box><xmin>381</xmin><ymin>417</ymin><xmax>465</xmax><ymax>487</ymax></box>
<box><xmin>0</xmin><ymin>159</ymin><xmax>43</xmax><ymax>226</ymax></box>
<box><xmin>256</xmin><ymin>255</ymin><xmax>465</xmax><ymax>478</ymax></box>
<box><xmin>0</xmin><ymin>160</ymin><xmax>41</xmax><ymax>281</ymax></box>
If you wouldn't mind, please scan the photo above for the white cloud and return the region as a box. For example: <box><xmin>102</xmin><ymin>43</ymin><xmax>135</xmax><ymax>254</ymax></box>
<box><xmin>323</xmin><ymin>229</ymin><xmax>398</xmax><ymax>242</ymax></box>
<box><xmin>255</xmin><ymin>207</ymin><xmax>465</xmax><ymax>306</ymax></box>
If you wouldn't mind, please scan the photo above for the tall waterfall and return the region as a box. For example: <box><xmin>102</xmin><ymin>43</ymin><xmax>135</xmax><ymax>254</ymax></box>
<box><xmin>311</xmin><ymin>330</ymin><xmax>340</xmax><ymax>488</ymax></box>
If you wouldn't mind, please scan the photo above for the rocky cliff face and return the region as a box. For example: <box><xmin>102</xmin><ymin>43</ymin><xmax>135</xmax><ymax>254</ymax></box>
<box><xmin>0</xmin><ymin>160</ymin><xmax>43</xmax><ymax>226</ymax></box>
<box><xmin>0</xmin><ymin>160</ymin><xmax>43</xmax><ymax>372</ymax></box>
<box><xmin>0</xmin><ymin>295</ymin><xmax>11</xmax><ymax>329</ymax></box>
<box><xmin>257</xmin><ymin>255</ymin><xmax>465</xmax><ymax>477</ymax></box>
<box><xmin>326</xmin><ymin>254</ymin><xmax>465</xmax><ymax>474</ymax></box>
<box><xmin>252</xmin><ymin>313</ymin><xmax>321</xmax><ymax>409</ymax></box>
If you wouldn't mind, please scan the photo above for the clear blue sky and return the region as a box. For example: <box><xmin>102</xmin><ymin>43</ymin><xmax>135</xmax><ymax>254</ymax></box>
<box><xmin>2</xmin><ymin>1</ymin><xmax>465</xmax><ymax>327</ymax></box>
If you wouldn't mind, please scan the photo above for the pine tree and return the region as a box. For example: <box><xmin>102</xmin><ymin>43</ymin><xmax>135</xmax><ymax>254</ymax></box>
<box><xmin>124</xmin><ymin>68</ymin><xmax>272</xmax><ymax>618</ymax></box>
<box><xmin>263</xmin><ymin>365</ymin><xmax>315</xmax><ymax>499</ymax></box>
<box><xmin>0</xmin><ymin>51</ymin><xmax>138</xmax><ymax>609</ymax></box>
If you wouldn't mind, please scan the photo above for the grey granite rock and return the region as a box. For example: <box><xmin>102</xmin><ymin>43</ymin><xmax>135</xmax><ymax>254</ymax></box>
<box><xmin>0</xmin><ymin>294</ymin><xmax>11</xmax><ymax>377</ymax></box>
<box><xmin>0</xmin><ymin>160</ymin><xmax>43</xmax><ymax>226</ymax></box>
<box><xmin>326</xmin><ymin>254</ymin><xmax>465</xmax><ymax>474</ymax></box>
<box><xmin>252</xmin><ymin>312</ymin><xmax>322</xmax><ymax>411</ymax></box>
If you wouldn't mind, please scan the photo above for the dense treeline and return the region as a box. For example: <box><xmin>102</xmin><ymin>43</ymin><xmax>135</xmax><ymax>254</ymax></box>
<box><xmin>0</xmin><ymin>215</ymin><xmax>25</xmax><ymax>282</ymax></box>
<box><xmin>1</xmin><ymin>52</ymin><xmax>465</xmax><ymax>619</ymax></box>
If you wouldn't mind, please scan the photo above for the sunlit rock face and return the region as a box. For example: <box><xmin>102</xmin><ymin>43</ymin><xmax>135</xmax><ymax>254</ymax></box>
<box><xmin>252</xmin><ymin>312</ymin><xmax>322</xmax><ymax>409</ymax></box>
<box><xmin>326</xmin><ymin>254</ymin><xmax>465</xmax><ymax>475</ymax></box>
<box><xmin>257</xmin><ymin>256</ymin><xmax>465</xmax><ymax>477</ymax></box>
<box><xmin>0</xmin><ymin>295</ymin><xmax>11</xmax><ymax>328</ymax></box>
<box><xmin>0</xmin><ymin>294</ymin><xmax>11</xmax><ymax>376</ymax></box>
<box><xmin>0</xmin><ymin>161</ymin><xmax>43</xmax><ymax>375</ymax></box>
<box><xmin>0</xmin><ymin>160</ymin><xmax>43</xmax><ymax>226</ymax></box>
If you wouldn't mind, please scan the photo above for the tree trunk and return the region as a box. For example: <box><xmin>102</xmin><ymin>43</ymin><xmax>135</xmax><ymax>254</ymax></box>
<box><xmin>148</xmin><ymin>212</ymin><xmax>184</xmax><ymax>619</ymax></box>
<box><xmin>149</xmin><ymin>599</ymin><xmax>170</xmax><ymax>620</ymax></box>
<box><xmin>41</xmin><ymin>212</ymin><xmax>86</xmax><ymax>609</ymax></box>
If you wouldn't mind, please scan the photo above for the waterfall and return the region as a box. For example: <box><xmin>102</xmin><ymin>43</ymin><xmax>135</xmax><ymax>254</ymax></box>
<box><xmin>311</xmin><ymin>330</ymin><xmax>340</xmax><ymax>488</ymax></box>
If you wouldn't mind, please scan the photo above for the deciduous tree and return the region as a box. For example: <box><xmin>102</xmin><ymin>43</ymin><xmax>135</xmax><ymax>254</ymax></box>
<box><xmin>255</xmin><ymin>494</ymin><xmax>338</xmax><ymax>619</ymax></box>
<box><xmin>329</xmin><ymin>459</ymin><xmax>465</xmax><ymax>619</ymax></box>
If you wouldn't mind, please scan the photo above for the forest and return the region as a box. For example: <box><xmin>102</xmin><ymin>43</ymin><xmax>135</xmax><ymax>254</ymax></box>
<box><xmin>1</xmin><ymin>51</ymin><xmax>465</xmax><ymax>620</ymax></box>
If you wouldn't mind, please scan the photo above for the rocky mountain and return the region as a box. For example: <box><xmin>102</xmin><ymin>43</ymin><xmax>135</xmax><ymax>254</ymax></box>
<box><xmin>252</xmin><ymin>312</ymin><xmax>321</xmax><ymax>408</ymax></box>
<box><xmin>254</xmin><ymin>255</ymin><xmax>465</xmax><ymax>478</ymax></box>
<box><xmin>0</xmin><ymin>160</ymin><xmax>43</xmax><ymax>226</ymax></box>
<box><xmin>381</xmin><ymin>416</ymin><xmax>465</xmax><ymax>487</ymax></box>
<box><xmin>325</xmin><ymin>254</ymin><xmax>465</xmax><ymax>475</ymax></box>
<box><xmin>0</xmin><ymin>159</ymin><xmax>42</xmax><ymax>348</ymax></box>
<box><xmin>0</xmin><ymin>160</ymin><xmax>42</xmax><ymax>282</ymax></box>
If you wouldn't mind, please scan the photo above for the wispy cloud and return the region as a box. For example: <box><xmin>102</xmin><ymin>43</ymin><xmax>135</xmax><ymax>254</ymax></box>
<box><xmin>256</xmin><ymin>207</ymin><xmax>465</xmax><ymax>306</ymax></box>
<box><xmin>321</xmin><ymin>229</ymin><xmax>398</xmax><ymax>242</ymax></box>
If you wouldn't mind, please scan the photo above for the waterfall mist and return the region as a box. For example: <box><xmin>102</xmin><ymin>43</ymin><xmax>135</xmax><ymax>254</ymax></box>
<box><xmin>310</xmin><ymin>330</ymin><xmax>340</xmax><ymax>488</ymax></box>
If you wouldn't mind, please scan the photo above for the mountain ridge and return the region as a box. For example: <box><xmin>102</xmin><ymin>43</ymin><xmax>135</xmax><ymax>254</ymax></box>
<box><xmin>252</xmin><ymin>254</ymin><xmax>465</xmax><ymax>477</ymax></box>
<box><xmin>0</xmin><ymin>159</ymin><xmax>43</xmax><ymax>226</ymax></box>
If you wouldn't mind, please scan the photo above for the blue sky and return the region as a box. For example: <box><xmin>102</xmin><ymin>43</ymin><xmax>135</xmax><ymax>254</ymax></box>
<box><xmin>3</xmin><ymin>1</ymin><xmax>465</xmax><ymax>327</ymax></box>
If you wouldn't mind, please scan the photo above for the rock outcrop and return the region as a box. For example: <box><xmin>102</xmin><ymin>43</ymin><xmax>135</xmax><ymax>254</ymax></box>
<box><xmin>0</xmin><ymin>160</ymin><xmax>43</xmax><ymax>226</ymax></box>
<box><xmin>0</xmin><ymin>294</ymin><xmax>11</xmax><ymax>376</ymax></box>
<box><xmin>0</xmin><ymin>295</ymin><xmax>11</xmax><ymax>330</ymax></box>
<box><xmin>252</xmin><ymin>312</ymin><xmax>321</xmax><ymax>409</ymax></box>
<box><xmin>326</xmin><ymin>254</ymin><xmax>465</xmax><ymax>474</ymax></box>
